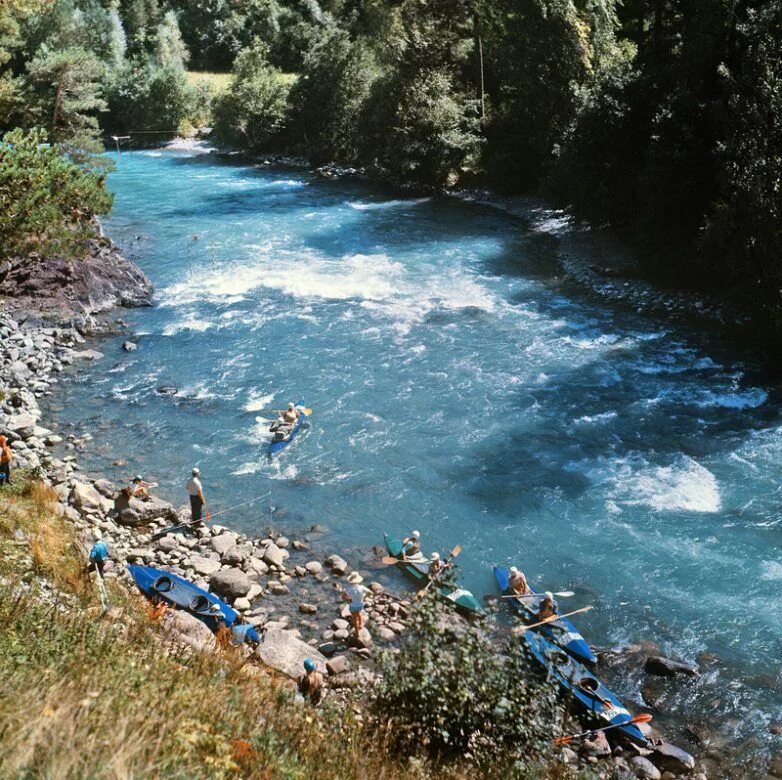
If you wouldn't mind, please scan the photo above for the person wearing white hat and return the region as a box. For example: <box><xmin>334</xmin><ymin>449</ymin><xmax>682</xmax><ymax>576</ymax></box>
<box><xmin>342</xmin><ymin>571</ymin><xmax>370</xmax><ymax>633</ymax></box>
<box><xmin>127</xmin><ymin>474</ymin><xmax>151</xmax><ymax>500</ymax></box>
<box><xmin>428</xmin><ymin>551</ymin><xmax>445</xmax><ymax>578</ymax></box>
<box><xmin>537</xmin><ymin>591</ymin><xmax>558</xmax><ymax>622</ymax></box>
<box><xmin>281</xmin><ymin>402</ymin><xmax>299</xmax><ymax>425</ymax></box>
<box><xmin>508</xmin><ymin>565</ymin><xmax>529</xmax><ymax>596</ymax></box>
<box><xmin>186</xmin><ymin>467</ymin><xmax>206</xmax><ymax>524</ymax></box>
<box><xmin>401</xmin><ymin>529</ymin><xmax>421</xmax><ymax>559</ymax></box>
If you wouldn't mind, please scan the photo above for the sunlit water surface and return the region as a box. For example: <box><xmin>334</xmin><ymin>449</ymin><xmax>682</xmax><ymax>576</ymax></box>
<box><xmin>48</xmin><ymin>145</ymin><xmax>782</xmax><ymax>754</ymax></box>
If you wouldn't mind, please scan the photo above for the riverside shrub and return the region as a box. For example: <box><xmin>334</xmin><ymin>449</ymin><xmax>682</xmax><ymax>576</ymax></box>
<box><xmin>0</xmin><ymin>127</ymin><xmax>113</xmax><ymax>261</ymax></box>
<box><xmin>377</xmin><ymin>594</ymin><xmax>563</xmax><ymax>770</ymax></box>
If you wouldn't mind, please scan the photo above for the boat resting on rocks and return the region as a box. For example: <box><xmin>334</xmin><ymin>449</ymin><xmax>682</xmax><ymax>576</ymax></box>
<box><xmin>493</xmin><ymin>565</ymin><xmax>596</xmax><ymax>665</ymax></box>
<box><xmin>128</xmin><ymin>564</ymin><xmax>261</xmax><ymax>644</ymax></box>
<box><xmin>522</xmin><ymin>625</ymin><xmax>648</xmax><ymax>746</ymax></box>
<box><xmin>268</xmin><ymin>399</ymin><xmax>307</xmax><ymax>456</ymax></box>
<box><xmin>384</xmin><ymin>534</ymin><xmax>484</xmax><ymax>617</ymax></box>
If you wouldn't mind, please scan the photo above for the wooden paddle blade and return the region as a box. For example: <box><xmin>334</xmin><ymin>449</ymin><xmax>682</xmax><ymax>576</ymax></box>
<box><xmin>450</xmin><ymin>544</ymin><xmax>462</xmax><ymax>558</ymax></box>
<box><xmin>552</xmin><ymin>736</ymin><xmax>573</xmax><ymax>746</ymax></box>
<box><xmin>633</xmin><ymin>713</ymin><xmax>653</xmax><ymax>724</ymax></box>
<box><xmin>301</xmin><ymin>408</ymin><xmax>313</xmax><ymax>415</ymax></box>
<box><xmin>555</xmin><ymin>591</ymin><xmax>575</xmax><ymax>598</ymax></box>
<box><xmin>381</xmin><ymin>556</ymin><xmax>400</xmax><ymax>565</ymax></box>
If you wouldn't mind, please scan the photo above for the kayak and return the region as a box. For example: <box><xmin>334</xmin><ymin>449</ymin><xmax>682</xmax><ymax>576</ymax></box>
<box><xmin>384</xmin><ymin>534</ymin><xmax>484</xmax><ymax>617</ymax></box>
<box><xmin>493</xmin><ymin>565</ymin><xmax>596</xmax><ymax>665</ymax></box>
<box><xmin>268</xmin><ymin>398</ymin><xmax>307</xmax><ymax>456</ymax></box>
<box><xmin>522</xmin><ymin>628</ymin><xmax>648</xmax><ymax>746</ymax></box>
<box><xmin>128</xmin><ymin>564</ymin><xmax>260</xmax><ymax>644</ymax></box>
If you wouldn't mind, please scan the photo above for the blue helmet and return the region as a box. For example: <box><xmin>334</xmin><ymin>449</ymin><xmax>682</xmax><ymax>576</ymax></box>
<box><xmin>304</xmin><ymin>658</ymin><xmax>316</xmax><ymax>672</ymax></box>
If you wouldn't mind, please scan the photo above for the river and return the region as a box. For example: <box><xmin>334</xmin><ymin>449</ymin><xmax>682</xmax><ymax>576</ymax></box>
<box><xmin>48</xmin><ymin>143</ymin><xmax>781</xmax><ymax>757</ymax></box>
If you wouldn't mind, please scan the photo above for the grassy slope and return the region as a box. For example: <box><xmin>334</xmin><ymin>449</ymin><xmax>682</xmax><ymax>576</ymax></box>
<box><xmin>0</xmin><ymin>475</ymin><xmax>416</xmax><ymax>779</ymax></box>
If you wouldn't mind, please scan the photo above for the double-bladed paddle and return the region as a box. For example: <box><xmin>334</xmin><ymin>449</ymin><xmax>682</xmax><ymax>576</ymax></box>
<box><xmin>272</xmin><ymin>408</ymin><xmax>313</xmax><ymax>416</ymax></box>
<box><xmin>414</xmin><ymin>544</ymin><xmax>462</xmax><ymax>600</ymax></box>
<box><xmin>501</xmin><ymin>590</ymin><xmax>575</xmax><ymax>599</ymax></box>
<box><xmin>552</xmin><ymin>713</ymin><xmax>653</xmax><ymax>745</ymax></box>
<box><xmin>512</xmin><ymin>605</ymin><xmax>593</xmax><ymax>633</ymax></box>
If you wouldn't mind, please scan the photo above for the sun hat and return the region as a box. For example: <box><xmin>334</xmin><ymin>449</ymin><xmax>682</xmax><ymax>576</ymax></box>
<box><xmin>510</xmin><ymin>566</ymin><xmax>519</xmax><ymax>575</ymax></box>
<box><xmin>347</xmin><ymin>571</ymin><xmax>364</xmax><ymax>584</ymax></box>
<box><xmin>412</xmin><ymin>530</ymin><xmax>420</xmax><ymax>539</ymax></box>
<box><xmin>431</xmin><ymin>552</ymin><xmax>440</xmax><ymax>560</ymax></box>
<box><xmin>192</xmin><ymin>467</ymin><xmax>200</xmax><ymax>475</ymax></box>
<box><xmin>544</xmin><ymin>591</ymin><xmax>554</xmax><ymax>600</ymax></box>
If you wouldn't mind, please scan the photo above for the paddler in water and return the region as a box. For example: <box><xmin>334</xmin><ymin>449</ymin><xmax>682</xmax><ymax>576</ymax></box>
<box><xmin>428</xmin><ymin>552</ymin><xmax>451</xmax><ymax>579</ymax></box>
<box><xmin>401</xmin><ymin>530</ymin><xmax>421</xmax><ymax>559</ymax></box>
<box><xmin>281</xmin><ymin>402</ymin><xmax>299</xmax><ymax>424</ymax></box>
<box><xmin>509</xmin><ymin>566</ymin><xmax>530</xmax><ymax>595</ymax></box>
<box><xmin>537</xmin><ymin>591</ymin><xmax>558</xmax><ymax>622</ymax></box>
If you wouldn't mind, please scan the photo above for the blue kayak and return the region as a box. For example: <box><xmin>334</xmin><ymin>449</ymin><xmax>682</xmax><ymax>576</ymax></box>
<box><xmin>128</xmin><ymin>564</ymin><xmax>260</xmax><ymax>644</ymax></box>
<box><xmin>494</xmin><ymin>565</ymin><xmax>596</xmax><ymax>665</ymax></box>
<box><xmin>268</xmin><ymin>399</ymin><xmax>307</xmax><ymax>456</ymax></box>
<box><xmin>522</xmin><ymin>628</ymin><xmax>648</xmax><ymax>746</ymax></box>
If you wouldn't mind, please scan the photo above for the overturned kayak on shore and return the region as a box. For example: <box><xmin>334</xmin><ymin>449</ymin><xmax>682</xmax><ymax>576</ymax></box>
<box><xmin>493</xmin><ymin>565</ymin><xmax>596</xmax><ymax>665</ymax></box>
<box><xmin>384</xmin><ymin>534</ymin><xmax>484</xmax><ymax>617</ymax></box>
<box><xmin>268</xmin><ymin>399</ymin><xmax>308</xmax><ymax>456</ymax></box>
<box><xmin>523</xmin><ymin>628</ymin><xmax>648</xmax><ymax>746</ymax></box>
<box><xmin>128</xmin><ymin>564</ymin><xmax>260</xmax><ymax>643</ymax></box>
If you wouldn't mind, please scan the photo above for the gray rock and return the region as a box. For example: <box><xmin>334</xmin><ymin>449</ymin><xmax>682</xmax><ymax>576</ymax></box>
<box><xmin>651</xmin><ymin>744</ymin><xmax>696</xmax><ymax>775</ymax></box>
<box><xmin>161</xmin><ymin>609</ymin><xmax>216</xmax><ymax>654</ymax></box>
<box><xmin>333</xmin><ymin>628</ymin><xmax>349</xmax><ymax>641</ymax></box>
<box><xmin>122</xmin><ymin>341</ymin><xmax>137</xmax><ymax>352</ymax></box>
<box><xmin>224</xmin><ymin>543</ymin><xmax>252</xmax><ymax>565</ymax></box>
<box><xmin>326</xmin><ymin>555</ymin><xmax>348</xmax><ymax>575</ymax></box>
<box><xmin>263</xmin><ymin>542</ymin><xmax>286</xmax><ymax>569</ymax></box>
<box><xmin>631</xmin><ymin>756</ymin><xmax>662</xmax><ymax>780</ymax></box>
<box><xmin>210</xmin><ymin>567</ymin><xmax>252</xmax><ymax>599</ymax></box>
<box><xmin>318</xmin><ymin>641</ymin><xmax>338</xmax><ymax>657</ymax></box>
<box><xmin>377</xmin><ymin>626</ymin><xmax>396</xmax><ymax>641</ymax></box>
<box><xmin>189</xmin><ymin>555</ymin><xmax>222</xmax><ymax>576</ymax></box>
<box><xmin>245</xmin><ymin>556</ymin><xmax>269</xmax><ymax>576</ymax></box>
<box><xmin>157</xmin><ymin>535</ymin><xmax>179</xmax><ymax>552</ymax></box>
<box><xmin>326</xmin><ymin>655</ymin><xmax>349</xmax><ymax>675</ymax></box>
<box><xmin>276</xmin><ymin>536</ymin><xmax>290</xmax><ymax>548</ymax></box>
<box><xmin>349</xmin><ymin>627</ymin><xmax>373</xmax><ymax>650</ymax></box>
<box><xmin>246</xmin><ymin>583</ymin><xmax>264</xmax><ymax>601</ymax></box>
<box><xmin>645</xmin><ymin>655</ymin><xmax>699</xmax><ymax>678</ymax></box>
<box><xmin>305</xmin><ymin>561</ymin><xmax>323</xmax><ymax>575</ymax></box>
<box><xmin>211</xmin><ymin>533</ymin><xmax>237</xmax><ymax>556</ymax></box>
<box><xmin>581</xmin><ymin>730</ymin><xmax>611</xmax><ymax>757</ymax></box>
<box><xmin>233</xmin><ymin>597</ymin><xmax>251</xmax><ymax>611</ymax></box>
<box><xmin>269</xmin><ymin>582</ymin><xmax>290</xmax><ymax>596</ymax></box>
<box><xmin>114</xmin><ymin>494</ymin><xmax>178</xmax><ymax>527</ymax></box>
<box><xmin>255</xmin><ymin>628</ymin><xmax>327</xmax><ymax>679</ymax></box>
<box><xmin>69</xmin><ymin>482</ymin><xmax>105</xmax><ymax>512</ymax></box>
<box><xmin>299</xmin><ymin>603</ymin><xmax>318</xmax><ymax>614</ymax></box>
<box><xmin>332</xmin><ymin>618</ymin><xmax>349</xmax><ymax>631</ymax></box>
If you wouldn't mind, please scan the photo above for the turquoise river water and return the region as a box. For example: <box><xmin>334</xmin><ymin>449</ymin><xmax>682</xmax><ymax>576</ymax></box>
<box><xmin>48</xmin><ymin>144</ymin><xmax>782</xmax><ymax>757</ymax></box>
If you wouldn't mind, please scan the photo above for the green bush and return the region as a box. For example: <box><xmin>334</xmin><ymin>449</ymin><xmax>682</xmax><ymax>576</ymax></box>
<box><xmin>0</xmin><ymin>127</ymin><xmax>113</xmax><ymax>261</ymax></box>
<box><xmin>211</xmin><ymin>40</ymin><xmax>289</xmax><ymax>151</ymax></box>
<box><xmin>376</xmin><ymin>594</ymin><xmax>562</xmax><ymax>771</ymax></box>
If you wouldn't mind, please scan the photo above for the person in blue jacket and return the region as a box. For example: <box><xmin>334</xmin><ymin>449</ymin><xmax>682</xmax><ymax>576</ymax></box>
<box><xmin>88</xmin><ymin>537</ymin><xmax>109</xmax><ymax>577</ymax></box>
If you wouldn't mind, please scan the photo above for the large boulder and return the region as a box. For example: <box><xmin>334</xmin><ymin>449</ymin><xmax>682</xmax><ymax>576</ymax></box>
<box><xmin>645</xmin><ymin>655</ymin><xmax>699</xmax><ymax>678</ymax></box>
<box><xmin>70</xmin><ymin>481</ymin><xmax>108</xmax><ymax>513</ymax></box>
<box><xmin>7</xmin><ymin>411</ymin><xmax>37</xmax><ymax>436</ymax></box>
<box><xmin>255</xmin><ymin>628</ymin><xmax>327</xmax><ymax>678</ymax></box>
<box><xmin>114</xmin><ymin>494</ymin><xmax>178</xmax><ymax>527</ymax></box>
<box><xmin>211</xmin><ymin>533</ymin><xmax>237</xmax><ymax>556</ymax></box>
<box><xmin>210</xmin><ymin>567</ymin><xmax>252</xmax><ymax>599</ymax></box>
<box><xmin>630</xmin><ymin>756</ymin><xmax>661</xmax><ymax>780</ymax></box>
<box><xmin>160</xmin><ymin>610</ymin><xmax>216</xmax><ymax>654</ymax></box>
<box><xmin>189</xmin><ymin>555</ymin><xmax>221</xmax><ymax>577</ymax></box>
<box><xmin>650</xmin><ymin>743</ymin><xmax>696</xmax><ymax>775</ymax></box>
<box><xmin>262</xmin><ymin>542</ymin><xmax>286</xmax><ymax>569</ymax></box>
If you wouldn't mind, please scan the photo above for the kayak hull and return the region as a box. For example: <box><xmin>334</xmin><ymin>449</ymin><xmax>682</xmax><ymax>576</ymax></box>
<box><xmin>268</xmin><ymin>399</ymin><xmax>307</xmax><ymax>456</ymax></box>
<box><xmin>384</xmin><ymin>534</ymin><xmax>484</xmax><ymax>617</ymax></box>
<box><xmin>522</xmin><ymin>628</ymin><xmax>648</xmax><ymax>746</ymax></box>
<box><xmin>128</xmin><ymin>564</ymin><xmax>260</xmax><ymax>644</ymax></box>
<box><xmin>493</xmin><ymin>565</ymin><xmax>596</xmax><ymax>665</ymax></box>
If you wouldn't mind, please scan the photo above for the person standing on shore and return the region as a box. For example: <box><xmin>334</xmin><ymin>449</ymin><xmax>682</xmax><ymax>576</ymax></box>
<box><xmin>342</xmin><ymin>571</ymin><xmax>370</xmax><ymax>634</ymax></box>
<box><xmin>0</xmin><ymin>435</ymin><xmax>13</xmax><ymax>486</ymax></box>
<box><xmin>186</xmin><ymin>467</ymin><xmax>206</xmax><ymax>524</ymax></box>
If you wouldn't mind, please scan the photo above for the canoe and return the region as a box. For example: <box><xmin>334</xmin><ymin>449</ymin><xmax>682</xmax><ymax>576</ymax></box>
<box><xmin>522</xmin><ymin>628</ymin><xmax>648</xmax><ymax>746</ymax></box>
<box><xmin>384</xmin><ymin>534</ymin><xmax>484</xmax><ymax>617</ymax></box>
<box><xmin>493</xmin><ymin>565</ymin><xmax>596</xmax><ymax>665</ymax></box>
<box><xmin>128</xmin><ymin>564</ymin><xmax>260</xmax><ymax>644</ymax></box>
<box><xmin>268</xmin><ymin>399</ymin><xmax>307</xmax><ymax>456</ymax></box>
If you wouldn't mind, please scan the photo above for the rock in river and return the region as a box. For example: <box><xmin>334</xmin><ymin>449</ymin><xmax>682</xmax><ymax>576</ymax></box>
<box><xmin>645</xmin><ymin>655</ymin><xmax>699</xmax><ymax>678</ymax></box>
<box><xmin>255</xmin><ymin>628</ymin><xmax>326</xmax><ymax>678</ymax></box>
<box><xmin>210</xmin><ymin>567</ymin><xmax>252</xmax><ymax>598</ymax></box>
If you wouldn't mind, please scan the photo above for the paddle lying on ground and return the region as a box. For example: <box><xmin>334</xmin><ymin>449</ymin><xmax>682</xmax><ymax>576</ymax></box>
<box><xmin>414</xmin><ymin>544</ymin><xmax>462</xmax><ymax>600</ymax></box>
<box><xmin>552</xmin><ymin>713</ymin><xmax>653</xmax><ymax>745</ymax></box>
<box><xmin>513</xmin><ymin>605</ymin><xmax>593</xmax><ymax>633</ymax></box>
<box><xmin>501</xmin><ymin>590</ymin><xmax>575</xmax><ymax>599</ymax></box>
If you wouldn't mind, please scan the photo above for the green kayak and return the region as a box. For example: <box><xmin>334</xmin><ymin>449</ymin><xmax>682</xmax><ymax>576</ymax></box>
<box><xmin>384</xmin><ymin>534</ymin><xmax>484</xmax><ymax>617</ymax></box>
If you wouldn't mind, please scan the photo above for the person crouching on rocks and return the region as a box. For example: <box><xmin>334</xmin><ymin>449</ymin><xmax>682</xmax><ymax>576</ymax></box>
<box><xmin>186</xmin><ymin>467</ymin><xmax>206</xmax><ymax>524</ymax></box>
<box><xmin>86</xmin><ymin>534</ymin><xmax>109</xmax><ymax>577</ymax></box>
<box><xmin>298</xmin><ymin>658</ymin><xmax>324</xmax><ymax>704</ymax></box>
<box><xmin>0</xmin><ymin>435</ymin><xmax>13</xmax><ymax>487</ymax></box>
<box><xmin>343</xmin><ymin>571</ymin><xmax>370</xmax><ymax>634</ymax></box>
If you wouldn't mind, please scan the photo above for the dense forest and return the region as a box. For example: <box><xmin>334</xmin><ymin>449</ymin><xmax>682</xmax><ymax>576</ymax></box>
<box><xmin>1</xmin><ymin>0</ymin><xmax>780</xmax><ymax>304</ymax></box>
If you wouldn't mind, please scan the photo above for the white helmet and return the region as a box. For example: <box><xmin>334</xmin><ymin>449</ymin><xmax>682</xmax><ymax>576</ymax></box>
<box><xmin>431</xmin><ymin>552</ymin><xmax>440</xmax><ymax>560</ymax></box>
<box><xmin>192</xmin><ymin>467</ymin><xmax>200</xmax><ymax>475</ymax></box>
<box><xmin>288</xmin><ymin>402</ymin><xmax>295</xmax><ymax>409</ymax></box>
<box><xmin>412</xmin><ymin>530</ymin><xmax>420</xmax><ymax>539</ymax></box>
<box><xmin>510</xmin><ymin>566</ymin><xmax>519</xmax><ymax>575</ymax></box>
<box><xmin>544</xmin><ymin>591</ymin><xmax>554</xmax><ymax>601</ymax></box>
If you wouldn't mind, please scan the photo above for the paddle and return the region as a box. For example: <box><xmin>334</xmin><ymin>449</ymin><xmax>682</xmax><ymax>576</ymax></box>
<box><xmin>512</xmin><ymin>605</ymin><xmax>593</xmax><ymax>633</ymax></box>
<box><xmin>414</xmin><ymin>544</ymin><xmax>462</xmax><ymax>600</ymax></box>
<box><xmin>501</xmin><ymin>590</ymin><xmax>575</xmax><ymax>599</ymax></box>
<box><xmin>273</xmin><ymin>408</ymin><xmax>313</xmax><ymax>416</ymax></box>
<box><xmin>552</xmin><ymin>713</ymin><xmax>653</xmax><ymax>746</ymax></box>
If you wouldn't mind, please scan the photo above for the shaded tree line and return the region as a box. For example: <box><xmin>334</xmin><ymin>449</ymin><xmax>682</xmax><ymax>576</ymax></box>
<box><xmin>1</xmin><ymin>0</ymin><xmax>780</xmax><ymax>304</ymax></box>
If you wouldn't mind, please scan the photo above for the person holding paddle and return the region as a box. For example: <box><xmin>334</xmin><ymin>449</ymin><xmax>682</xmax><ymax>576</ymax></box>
<box><xmin>537</xmin><ymin>591</ymin><xmax>558</xmax><ymax>622</ymax></box>
<box><xmin>508</xmin><ymin>566</ymin><xmax>529</xmax><ymax>595</ymax></box>
<box><xmin>401</xmin><ymin>530</ymin><xmax>421</xmax><ymax>559</ymax></box>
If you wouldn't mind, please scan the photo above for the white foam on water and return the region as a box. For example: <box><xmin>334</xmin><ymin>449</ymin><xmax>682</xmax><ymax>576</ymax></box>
<box><xmin>574</xmin><ymin>411</ymin><xmax>618</xmax><ymax>425</ymax></box>
<box><xmin>696</xmin><ymin>387</ymin><xmax>768</xmax><ymax>409</ymax></box>
<box><xmin>164</xmin><ymin>138</ymin><xmax>214</xmax><ymax>154</ymax></box>
<box><xmin>761</xmin><ymin>561</ymin><xmax>782</xmax><ymax>580</ymax></box>
<box><xmin>243</xmin><ymin>391</ymin><xmax>275</xmax><ymax>412</ymax></box>
<box><xmin>609</xmin><ymin>455</ymin><xmax>721</xmax><ymax>513</ymax></box>
<box><xmin>347</xmin><ymin>197</ymin><xmax>430</xmax><ymax>211</ymax></box>
<box><xmin>232</xmin><ymin>461</ymin><xmax>262</xmax><ymax>476</ymax></box>
<box><xmin>162</xmin><ymin>312</ymin><xmax>214</xmax><ymax>336</ymax></box>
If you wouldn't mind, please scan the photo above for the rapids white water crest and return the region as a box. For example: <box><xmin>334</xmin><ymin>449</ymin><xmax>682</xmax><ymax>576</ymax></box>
<box><xmin>48</xmin><ymin>146</ymin><xmax>782</xmax><ymax>758</ymax></box>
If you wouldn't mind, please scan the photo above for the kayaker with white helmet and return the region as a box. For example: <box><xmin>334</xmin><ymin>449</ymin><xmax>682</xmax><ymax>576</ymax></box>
<box><xmin>186</xmin><ymin>467</ymin><xmax>206</xmax><ymax>524</ymax></box>
<box><xmin>538</xmin><ymin>591</ymin><xmax>558</xmax><ymax>622</ymax></box>
<box><xmin>281</xmin><ymin>402</ymin><xmax>299</xmax><ymax>424</ymax></box>
<box><xmin>298</xmin><ymin>658</ymin><xmax>324</xmax><ymax>703</ymax></box>
<box><xmin>509</xmin><ymin>566</ymin><xmax>529</xmax><ymax>595</ymax></box>
<box><xmin>342</xmin><ymin>571</ymin><xmax>370</xmax><ymax>633</ymax></box>
<box><xmin>401</xmin><ymin>530</ymin><xmax>421</xmax><ymax>559</ymax></box>
<box><xmin>428</xmin><ymin>551</ymin><xmax>452</xmax><ymax>579</ymax></box>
